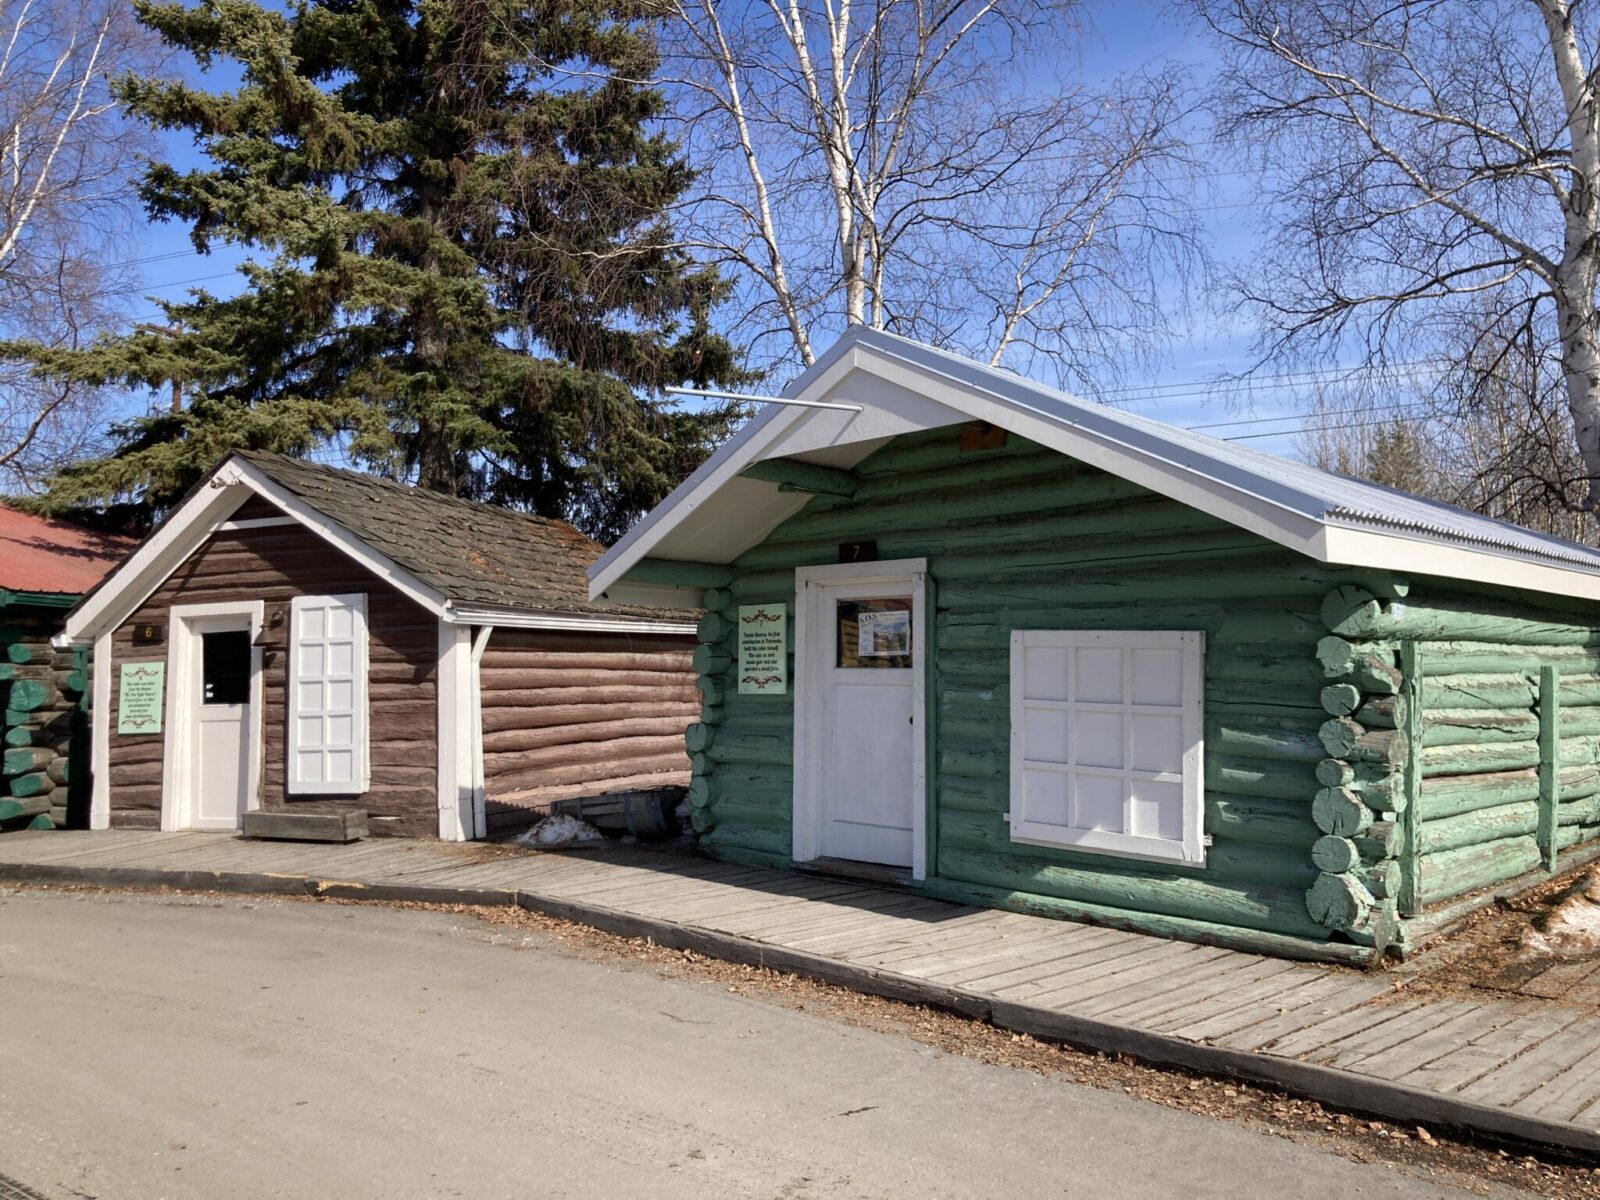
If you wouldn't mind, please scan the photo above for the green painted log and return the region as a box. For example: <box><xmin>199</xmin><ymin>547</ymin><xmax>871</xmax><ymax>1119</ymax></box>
<box><xmin>763</xmin><ymin>472</ymin><xmax>1155</xmax><ymax>543</ymax></box>
<box><xmin>1420</xmin><ymin>736</ymin><xmax>1600</xmax><ymax>778</ymax></box>
<box><xmin>1306</xmin><ymin>871</ymin><xmax>1374</xmax><ymax>931</ymax></box>
<box><xmin>919</xmin><ymin>875</ymin><xmax>1369</xmax><ymax>965</ymax></box>
<box><xmin>939</xmin><ymin>777</ymin><xmax>1006</xmax><ymax>812</ymax></box>
<box><xmin>699</xmin><ymin>822</ymin><xmax>790</xmax><ymax>859</ymax></box>
<box><xmin>936</xmin><ymin>611</ymin><xmax>1324</xmax><ymax>654</ymax></box>
<box><xmin>5</xmin><ymin>679</ymin><xmax>49</xmax><ymax>713</ymax></box>
<box><xmin>1420</xmin><ymin>643</ymin><xmax>1600</xmax><ymax>676</ymax></box>
<box><xmin>702</xmin><ymin>765</ymin><xmax>793</xmax><ymax>793</ymax></box>
<box><xmin>1420</xmin><ymin>709</ymin><xmax>1537</xmax><ymax>747</ymax></box>
<box><xmin>8</xmin><ymin>771</ymin><xmax>52</xmax><ymax>798</ymax></box>
<box><xmin>0</xmin><ymin>664</ymin><xmax>14</xmax><ymax>684</ymax></box>
<box><xmin>1314</xmin><ymin>759</ymin><xmax>1399</xmax><ymax>807</ymax></box>
<box><xmin>1206</xmin><ymin>690</ymin><xmax>1327</xmax><ymax>715</ymax></box>
<box><xmin>703</xmin><ymin>587</ymin><xmax>732</xmax><ymax>611</ymax></box>
<box><xmin>1212</xmin><ymin>718</ymin><xmax>1327</xmax><ymax>763</ymax></box>
<box><xmin>704</xmin><ymin>732</ymin><xmax>792</xmax><ymax>766</ymax></box>
<box><xmin>691</xmin><ymin>645</ymin><xmax>733</xmax><ymax>675</ymax></box>
<box><xmin>685</xmin><ymin>723</ymin><xmax>715</xmax><ymax>753</ymax></box>
<box><xmin>0</xmin><ymin>795</ymin><xmax>48</xmax><ymax>820</ymax></box>
<box><xmin>1360</xmin><ymin>860</ymin><xmax>1402</xmax><ymax>900</ymax></box>
<box><xmin>1416</xmin><ymin>766</ymin><xmax>1600</xmax><ymax>820</ymax></box>
<box><xmin>689</xmin><ymin>805</ymin><xmax>716</xmax><ymax>834</ymax></box>
<box><xmin>1311</xmin><ymin>836</ymin><xmax>1360</xmax><ymax>873</ymax></box>
<box><xmin>1422</xmin><ymin>673</ymin><xmax>1536</xmax><ymax>709</ymax></box>
<box><xmin>703</xmin><ymin>797</ymin><xmax>790</xmax><ymax>830</ymax></box>
<box><xmin>736</xmin><ymin>502</ymin><xmax>1231</xmax><ymax>573</ymax></box>
<box><xmin>1207</xmin><ymin>756</ymin><xmax>1319</xmax><ymax>801</ymax></box>
<box><xmin>3</xmin><ymin>746</ymin><xmax>51</xmax><ymax>775</ymax></box>
<box><xmin>739</xmin><ymin>457</ymin><xmax>858</xmax><ymax>497</ymax></box>
<box><xmin>936</xmin><ymin>809</ymin><xmax>1318</xmax><ymax>889</ymax></box>
<box><xmin>1354</xmin><ymin>821</ymin><xmax>1401</xmax><ymax>860</ymax></box>
<box><xmin>934</xmin><ymin>558</ymin><xmax>1356</xmax><ymax>611</ymax></box>
<box><xmin>696</xmin><ymin>612</ymin><xmax>732</xmax><ymax>643</ymax></box>
<box><xmin>5</xmin><ymin>642</ymin><xmax>32</xmax><ymax>665</ymax></box>
<box><xmin>851</xmin><ymin>427</ymin><xmax>1042</xmax><ymax>476</ymax></box>
<box><xmin>1349</xmin><ymin>693</ymin><xmax>1407</xmax><ymax>729</ymax></box>
<box><xmin>696</xmin><ymin>674</ymin><xmax>725</xmax><ymax>706</ymax></box>
<box><xmin>687</xmin><ymin>777</ymin><xmax>711</xmax><ymax>808</ymax></box>
<box><xmin>19</xmin><ymin>812</ymin><xmax>52</xmax><ymax>830</ymax></box>
<box><xmin>2</xmin><ymin>725</ymin><xmax>30</xmax><ymax>748</ymax></box>
<box><xmin>1418</xmin><ymin>836</ymin><xmax>1541</xmax><ymax>905</ymax></box>
<box><xmin>1320</xmin><ymin>683</ymin><xmax>1363</xmax><ymax>717</ymax></box>
<box><xmin>621</xmin><ymin>558</ymin><xmax>734</xmax><ymax>589</ymax></box>
<box><xmin>934</xmin><ymin>845</ymin><xmax>1331</xmax><ymax>938</ymax></box>
<box><xmin>1324</xmin><ymin>585</ymin><xmax>1600</xmax><ymax>646</ymax></box>
<box><xmin>1318</xmin><ymin>718</ymin><xmax>1407</xmax><ymax>766</ymax></box>
<box><xmin>705</xmin><ymin>781</ymin><xmax>792</xmax><ymax>809</ymax></box>
<box><xmin>1419</xmin><ymin>801</ymin><xmax>1539</xmax><ymax>855</ymax></box>
<box><xmin>1315</xmin><ymin>636</ymin><xmax>1401</xmax><ymax>690</ymax></box>
<box><xmin>52</xmin><ymin>669</ymin><xmax>86</xmax><ymax>694</ymax></box>
<box><xmin>1204</xmin><ymin>794</ymin><xmax>1320</xmax><ymax>848</ymax></box>
<box><xmin>1312</xmin><ymin>787</ymin><xmax>1373</xmax><ymax>836</ymax></box>
<box><xmin>700</xmin><ymin>700</ymin><xmax>722</xmax><ymax>725</ymax></box>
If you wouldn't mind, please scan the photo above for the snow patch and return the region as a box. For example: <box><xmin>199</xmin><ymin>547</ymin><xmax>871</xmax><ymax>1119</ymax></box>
<box><xmin>515</xmin><ymin>813</ymin><xmax>606</xmax><ymax>850</ymax></box>
<box><xmin>1523</xmin><ymin>871</ymin><xmax>1600</xmax><ymax>957</ymax></box>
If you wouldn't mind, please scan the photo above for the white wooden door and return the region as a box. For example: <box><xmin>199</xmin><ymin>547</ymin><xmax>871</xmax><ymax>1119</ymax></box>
<box><xmin>798</xmin><ymin>570</ymin><xmax>924</xmax><ymax>870</ymax></box>
<box><xmin>191</xmin><ymin>622</ymin><xmax>253</xmax><ymax>830</ymax></box>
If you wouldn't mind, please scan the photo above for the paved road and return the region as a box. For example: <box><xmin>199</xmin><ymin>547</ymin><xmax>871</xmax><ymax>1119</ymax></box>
<box><xmin>0</xmin><ymin>889</ymin><xmax>1488</xmax><ymax>1199</ymax></box>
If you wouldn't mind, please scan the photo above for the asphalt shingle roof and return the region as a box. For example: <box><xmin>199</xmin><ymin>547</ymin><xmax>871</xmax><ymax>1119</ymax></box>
<box><xmin>237</xmin><ymin>451</ymin><xmax>682</xmax><ymax>618</ymax></box>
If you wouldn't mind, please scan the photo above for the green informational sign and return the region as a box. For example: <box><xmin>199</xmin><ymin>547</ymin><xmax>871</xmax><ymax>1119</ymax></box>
<box><xmin>737</xmin><ymin>604</ymin><xmax>788</xmax><ymax>695</ymax></box>
<box><xmin>117</xmin><ymin>661</ymin><xmax>166</xmax><ymax>734</ymax></box>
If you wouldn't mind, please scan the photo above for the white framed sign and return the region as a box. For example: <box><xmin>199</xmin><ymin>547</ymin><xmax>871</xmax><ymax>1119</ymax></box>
<box><xmin>737</xmin><ymin>603</ymin><xmax>787</xmax><ymax>694</ymax></box>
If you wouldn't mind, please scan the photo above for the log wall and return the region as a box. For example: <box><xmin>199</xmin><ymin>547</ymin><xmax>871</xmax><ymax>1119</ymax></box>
<box><xmin>1319</xmin><ymin>583</ymin><xmax>1600</xmax><ymax>920</ymax></box>
<box><xmin>0</xmin><ymin>605</ymin><xmax>87</xmax><ymax>831</ymax></box>
<box><xmin>668</xmin><ymin>426</ymin><xmax>1420</xmax><ymax>959</ymax></box>
<box><xmin>479</xmin><ymin>628</ymin><xmax>697</xmax><ymax>832</ymax></box>
<box><xmin>107</xmin><ymin>510</ymin><xmax>440</xmax><ymax>836</ymax></box>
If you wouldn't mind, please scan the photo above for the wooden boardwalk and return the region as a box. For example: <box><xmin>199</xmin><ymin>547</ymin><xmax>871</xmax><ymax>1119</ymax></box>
<box><xmin>4</xmin><ymin>830</ymin><xmax>1599</xmax><ymax>1157</ymax></box>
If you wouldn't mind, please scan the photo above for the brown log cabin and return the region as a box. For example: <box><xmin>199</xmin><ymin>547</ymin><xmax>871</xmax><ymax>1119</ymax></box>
<box><xmin>57</xmin><ymin>451</ymin><xmax>697</xmax><ymax>839</ymax></box>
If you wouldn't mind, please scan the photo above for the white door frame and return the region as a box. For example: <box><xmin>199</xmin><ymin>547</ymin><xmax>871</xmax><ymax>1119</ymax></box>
<box><xmin>793</xmin><ymin>558</ymin><xmax>927</xmax><ymax>880</ymax></box>
<box><xmin>161</xmin><ymin>600</ymin><xmax>265</xmax><ymax>831</ymax></box>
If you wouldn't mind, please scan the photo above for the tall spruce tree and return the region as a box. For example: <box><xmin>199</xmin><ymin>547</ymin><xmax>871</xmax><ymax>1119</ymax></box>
<box><xmin>8</xmin><ymin>0</ymin><xmax>742</xmax><ymax>540</ymax></box>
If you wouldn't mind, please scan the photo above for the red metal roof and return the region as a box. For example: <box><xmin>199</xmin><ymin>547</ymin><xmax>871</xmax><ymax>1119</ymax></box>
<box><xmin>0</xmin><ymin>504</ymin><xmax>133</xmax><ymax>596</ymax></box>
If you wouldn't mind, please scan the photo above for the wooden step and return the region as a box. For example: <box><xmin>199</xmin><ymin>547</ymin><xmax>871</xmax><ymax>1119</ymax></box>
<box><xmin>240</xmin><ymin>810</ymin><xmax>367</xmax><ymax>843</ymax></box>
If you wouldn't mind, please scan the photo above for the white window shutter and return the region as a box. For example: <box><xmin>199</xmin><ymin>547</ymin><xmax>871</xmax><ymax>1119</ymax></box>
<box><xmin>1008</xmin><ymin>630</ymin><xmax>1204</xmax><ymax>865</ymax></box>
<box><xmin>287</xmin><ymin>593</ymin><xmax>370</xmax><ymax>795</ymax></box>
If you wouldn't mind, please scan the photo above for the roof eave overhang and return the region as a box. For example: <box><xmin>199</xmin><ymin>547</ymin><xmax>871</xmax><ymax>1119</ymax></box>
<box><xmin>1314</xmin><ymin>525</ymin><xmax>1600</xmax><ymax>602</ymax></box>
<box><xmin>443</xmin><ymin>602</ymin><xmax>695</xmax><ymax>635</ymax></box>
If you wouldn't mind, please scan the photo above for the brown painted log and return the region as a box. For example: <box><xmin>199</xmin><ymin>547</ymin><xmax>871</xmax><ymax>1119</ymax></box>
<box><xmin>483</xmin><ymin>734</ymin><xmax>687</xmax><ymax>775</ymax></box>
<box><xmin>478</xmin><ymin>649</ymin><xmax>693</xmax><ymax>673</ymax></box>
<box><xmin>480</xmin><ymin>692</ymin><xmax>695</xmax><ymax>730</ymax></box>
<box><xmin>478</xmin><ymin>667</ymin><xmax>691</xmax><ymax>691</ymax></box>
<box><xmin>481</xmin><ymin>716</ymin><xmax>693</xmax><ymax>756</ymax></box>
<box><xmin>486</xmin><ymin>753</ymin><xmax>689</xmax><ymax>797</ymax></box>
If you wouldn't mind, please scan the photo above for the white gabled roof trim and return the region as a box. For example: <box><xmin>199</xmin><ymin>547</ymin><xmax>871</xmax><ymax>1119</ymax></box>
<box><xmin>61</xmin><ymin>457</ymin><xmax>455</xmax><ymax>646</ymax></box>
<box><xmin>588</xmin><ymin>327</ymin><xmax>1600</xmax><ymax>605</ymax></box>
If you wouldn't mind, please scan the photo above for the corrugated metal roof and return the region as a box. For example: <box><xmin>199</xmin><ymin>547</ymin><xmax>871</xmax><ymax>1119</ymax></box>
<box><xmin>0</xmin><ymin>505</ymin><xmax>133</xmax><ymax>596</ymax></box>
<box><xmin>851</xmin><ymin>330</ymin><xmax>1600</xmax><ymax>573</ymax></box>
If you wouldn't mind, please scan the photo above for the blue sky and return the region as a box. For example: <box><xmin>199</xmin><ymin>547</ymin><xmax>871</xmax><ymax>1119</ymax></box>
<box><xmin>115</xmin><ymin>0</ymin><xmax>1314</xmax><ymax>458</ymax></box>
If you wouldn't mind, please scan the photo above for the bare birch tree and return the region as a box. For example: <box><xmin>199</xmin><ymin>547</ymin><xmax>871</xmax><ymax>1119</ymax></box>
<box><xmin>661</xmin><ymin>0</ymin><xmax>1203</xmax><ymax>387</ymax></box>
<box><xmin>1197</xmin><ymin>0</ymin><xmax>1600</xmax><ymax>515</ymax></box>
<box><xmin>0</xmin><ymin>0</ymin><xmax>156</xmax><ymax>489</ymax></box>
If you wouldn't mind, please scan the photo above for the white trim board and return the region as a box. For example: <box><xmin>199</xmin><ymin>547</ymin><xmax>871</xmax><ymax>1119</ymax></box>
<box><xmin>587</xmin><ymin>327</ymin><xmax>1600</xmax><ymax>604</ymax></box>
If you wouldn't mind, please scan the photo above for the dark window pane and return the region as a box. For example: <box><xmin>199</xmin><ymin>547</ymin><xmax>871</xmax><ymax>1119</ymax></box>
<box><xmin>835</xmin><ymin>598</ymin><xmax>913</xmax><ymax>668</ymax></box>
<box><xmin>202</xmin><ymin>630</ymin><xmax>252</xmax><ymax>705</ymax></box>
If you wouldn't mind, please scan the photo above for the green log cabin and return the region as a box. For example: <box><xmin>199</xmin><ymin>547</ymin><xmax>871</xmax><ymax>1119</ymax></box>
<box><xmin>590</xmin><ymin>327</ymin><xmax>1600</xmax><ymax>965</ymax></box>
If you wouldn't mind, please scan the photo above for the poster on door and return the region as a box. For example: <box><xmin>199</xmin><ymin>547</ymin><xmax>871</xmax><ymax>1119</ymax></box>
<box><xmin>857</xmin><ymin>608</ymin><xmax>911</xmax><ymax>658</ymax></box>
<box><xmin>737</xmin><ymin>604</ymin><xmax>787</xmax><ymax>695</ymax></box>
<box><xmin>117</xmin><ymin>661</ymin><xmax>165</xmax><ymax>734</ymax></box>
